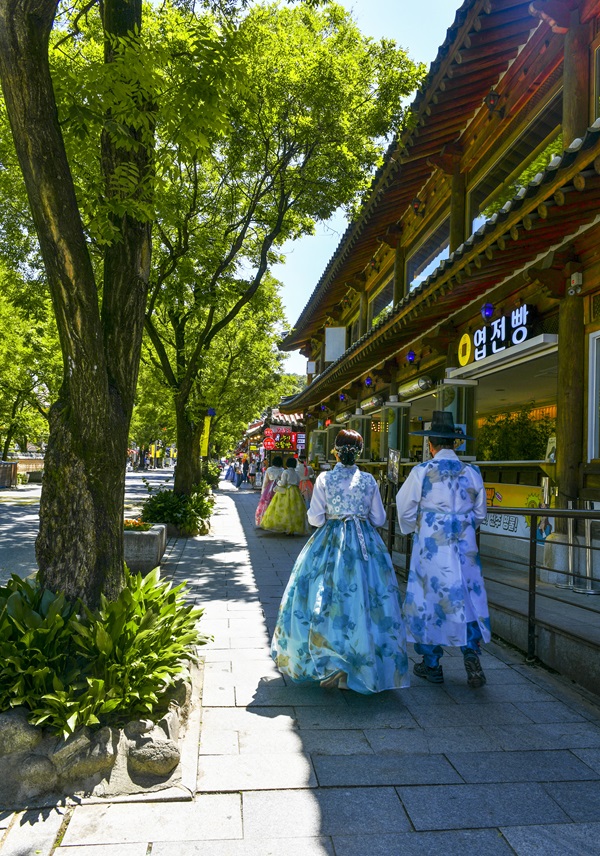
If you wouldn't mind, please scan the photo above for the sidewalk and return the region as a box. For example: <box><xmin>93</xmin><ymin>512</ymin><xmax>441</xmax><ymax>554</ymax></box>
<box><xmin>1</xmin><ymin>482</ymin><xmax>600</xmax><ymax>855</ymax></box>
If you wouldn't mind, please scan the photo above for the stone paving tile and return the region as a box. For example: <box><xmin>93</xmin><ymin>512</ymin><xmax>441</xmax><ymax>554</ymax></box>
<box><xmin>152</xmin><ymin>837</ymin><xmax>335</xmax><ymax>855</ymax></box>
<box><xmin>485</xmin><ymin>722</ymin><xmax>600</xmax><ymax>751</ymax></box>
<box><xmin>331</xmin><ymin>829</ymin><xmax>515</xmax><ymax>856</ymax></box>
<box><xmin>236</xmin><ymin>683</ymin><xmax>349</xmax><ymax>708</ymax></box>
<box><xmin>513</xmin><ymin>701</ymin><xmax>589</xmax><ymax>723</ymax></box>
<box><xmin>499</xmin><ymin>821</ymin><xmax>600</xmax><ymax>855</ymax></box>
<box><xmin>197</xmin><ymin>752</ymin><xmax>317</xmax><ymax>791</ymax></box>
<box><xmin>242</xmin><ymin>787</ymin><xmax>410</xmax><ymax>838</ymax></box>
<box><xmin>199</xmin><ymin>728</ymin><xmax>240</xmax><ymax>755</ymax></box>
<box><xmin>313</xmin><ymin>752</ymin><xmax>463</xmax><ymax>787</ymax></box>
<box><xmin>542</xmin><ymin>780</ymin><xmax>600</xmax><ymax>821</ymax></box>
<box><xmin>404</xmin><ymin>702</ymin><xmax>532</xmax><ymax>728</ymax></box>
<box><xmin>201</xmin><ymin>706</ymin><xmax>297</xmax><ymax>731</ymax></box>
<box><xmin>54</xmin><ymin>846</ymin><xmax>148</xmax><ymax>856</ymax></box>
<box><xmin>396</xmin><ymin>782</ymin><xmax>571</xmax><ymax>830</ymax></box>
<box><xmin>0</xmin><ymin>808</ymin><xmax>67</xmax><ymax>856</ymax></box>
<box><xmin>364</xmin><ymin>725</ymin><xmax>502</xmax><ymax>754</ymax></box>
<box><xmin>238</xmin><ymin>727</ymin><xmax>374</xmax><ymax>756</ymax></box>
<box><xmin>446</xmin><ymin>749</ymin><xmax>600</xmax><ymax>783</ymax></box>
<box><xmin>60</xmin><ymin>797</ymin><xmax>242</xmax><ymax>846</ymax></box>
<box><xmin>571</xmin><ymin>746</ymin><xmax>600</xmax><ymax>773</ymax></box>
<box><xmin>442</xmin><ymin>682</ymin><xmax>555</xmax><ymax>704</ymax></box>
<box><xmin>294</xmin><ymin>705</ymin><xmax>418</xmax><ymax>730</ymax></box>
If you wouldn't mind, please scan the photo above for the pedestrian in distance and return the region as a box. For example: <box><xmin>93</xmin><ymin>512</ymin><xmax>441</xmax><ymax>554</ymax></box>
<box><xmin>297</xmin><ymin>456</ymin><xmax>314</xmax><ymax>508</ymax></box>
<box><xmin>255</xmin><ymin>455</ymin><xmax>285</xmax><ymax>526</ymax></box>
<box><xmin>271</xmin><ymin>429</ymin><xmax>410</xmax><ymax>693</ymax></box>
<box><xmin>396</xmin><ymin>411</ymin><xmax>490</xmax><ymax>688</ymax></box>
<box><xmin>259</xmin><ymin>457</ymin><xmax>308</xmax><ymax>535</ymax></box>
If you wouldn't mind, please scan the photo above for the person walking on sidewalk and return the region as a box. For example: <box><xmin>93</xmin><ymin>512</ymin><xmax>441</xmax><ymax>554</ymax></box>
<box><xmin>259</xmin><ymin>457</ymin><xmax>308</xmax><ymax>535</ymax></box>
<box><xmin>271</xmin><ymin>429</ymin><xmax>410</xmax><ymax>693</ymax></box>
<box><xmin>396</xmin><ymin>411</ymin><xmax>490</xmax><ymax>688</ymax></box>
<box><xmin>255</xmin><ymin>455</ymin><xmax>285</xmax><ymax>526</ymax></box>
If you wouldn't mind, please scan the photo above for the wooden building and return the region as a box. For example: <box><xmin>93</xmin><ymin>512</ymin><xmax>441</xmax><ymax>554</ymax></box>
<box><xmin>279</xmin><ymin>0</ymin><xmax>600</xmax><ymax>515</ymax></box>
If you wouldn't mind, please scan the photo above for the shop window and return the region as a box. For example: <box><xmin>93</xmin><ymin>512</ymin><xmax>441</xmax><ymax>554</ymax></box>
<box><xmin>469</xmin><ymin>92</ymin><xmax>563</xmax><ymax>229</ymax></box>
<box><xmin>589</xmin><ymin>331</ymin><xmax>600</xmax><ymax>461</ymax></box>
<box><xmin>347</xmin><ymin>316</ymin><xmax>359</xmax><ymax>348</ymax></box>
<box><xmin>368</xmin><ymin>277</ymin><xmax>394</xmax><ymax>329</ymax></box>
<box><xmin>407</xmin><ymin>218</ymin><xmax>450</xmax><ymax>291</ymax></box>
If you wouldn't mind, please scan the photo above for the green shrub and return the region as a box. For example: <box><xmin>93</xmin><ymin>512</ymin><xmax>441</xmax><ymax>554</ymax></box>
<box><xmin>141</xmin><ymin>482</ymin><xmax>215</xmax><ymax>536</ymax></box>
<box><xmin>476</xmin><ymin>405</ymin><xmax>555</xmax><ymax>461</ymax></box>
<box><xmin>202</xmin><ymin>461</ymin><xmax>221</xmax><ymax>490</ymax></box>
<box><xmin>0</xmin><ymin>568</ymin><xmax>208</xmax><ymax>736</ymax></box>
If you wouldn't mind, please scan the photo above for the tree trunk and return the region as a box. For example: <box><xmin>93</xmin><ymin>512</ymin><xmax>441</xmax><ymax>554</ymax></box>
<box><xmin>174</xmin><ymin>397</ymin><xmax>202</xmax><ymax>495</ymax></box>
<box><xmin>0</xmin><ymin>0</ymin><xmax>151</xmax><ymax>607</ymax></box>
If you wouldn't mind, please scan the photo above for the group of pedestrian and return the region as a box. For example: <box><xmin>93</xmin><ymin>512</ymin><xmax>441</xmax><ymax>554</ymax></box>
<box><xmin>270</xmin><ymin>412</ymin><xmax>490</xmax><ymax>693</ymax></box>
<box><xmin>254</xmin><ymin>455</ymin><xmax>315</xmax><ymax>535</ymax></box>
<box><xmin>223</xmin><ymin>455</ymin><xmax>260</xmax><ymax>489</ymax></box>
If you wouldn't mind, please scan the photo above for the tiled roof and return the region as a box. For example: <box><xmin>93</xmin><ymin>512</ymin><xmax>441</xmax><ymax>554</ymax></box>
<box><xmin>279</xmin><ymin>119</ymin><xmax>600</xmax><ymax>412</ymax></box>
<box><xmin>281</xmin><ymin>0</ymin><xmax>538</xmax><ymax>351</ymax></box>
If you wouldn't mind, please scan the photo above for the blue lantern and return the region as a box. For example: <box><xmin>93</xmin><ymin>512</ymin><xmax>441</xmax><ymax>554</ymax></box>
<box><xmin>481</xmin><ymin>302</ymin><xmax>494</xmax><ymax>321</ymax></box>
<box><xmin>406</xmin><ymin>349</ymin><xmax>416</xmax><ymax>364</ymax></box>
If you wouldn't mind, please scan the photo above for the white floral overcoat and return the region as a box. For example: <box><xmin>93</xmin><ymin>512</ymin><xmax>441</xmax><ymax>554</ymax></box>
<box><xmin>396</xmin><ymin>449</ymin><xmax>491</xmax><ymax>647</ymax></box>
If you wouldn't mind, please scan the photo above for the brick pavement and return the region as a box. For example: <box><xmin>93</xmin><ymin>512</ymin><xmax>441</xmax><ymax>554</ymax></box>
<box><xmin>1</xmin><ymin>481</ymin><xmax>600</xmax><ymax>855</ymax></box>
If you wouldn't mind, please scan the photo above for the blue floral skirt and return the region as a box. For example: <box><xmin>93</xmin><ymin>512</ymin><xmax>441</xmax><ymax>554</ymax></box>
<box><xmin>271</xmin><ymin>518</ymin><xmax>410</xmax><ymax>694</ymax></box>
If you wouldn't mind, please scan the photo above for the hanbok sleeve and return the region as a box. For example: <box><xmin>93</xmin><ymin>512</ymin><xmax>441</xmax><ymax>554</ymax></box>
<box><xmin>279</xmin><ymin>469</ymin><xmax>290</xmax><ymax>487</ymax></box>
<box><xmin>395</xmin><ymin>468</ymin><xmax>422</xmax><ymax>534</ymax></box>
<box><xmin>307</xmin><ymin>474</ymin><xmax>327</xmax><ymax>527</ymax></box>
<box><xmin>470</xmin><ymin>467</ymin><xmax>488</xmax><ymax>526</ymax></box>
<box><xmin>368</xmin><ymin>483</ymin><xmax>387</xmax><ymax>528</ymax></box>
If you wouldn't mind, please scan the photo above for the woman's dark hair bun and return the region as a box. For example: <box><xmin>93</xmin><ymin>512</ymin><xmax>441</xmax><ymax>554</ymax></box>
<box><xmin>334</xmin><ymin>429</ymin><xmax>363</xmax><ymax>466</ymax></box>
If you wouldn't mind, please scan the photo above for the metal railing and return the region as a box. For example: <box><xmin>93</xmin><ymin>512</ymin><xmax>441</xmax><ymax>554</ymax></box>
<box><xmin>479</xmin><ymin>506</ymin><xmax>600</xmax><ymax>659</ymax></box>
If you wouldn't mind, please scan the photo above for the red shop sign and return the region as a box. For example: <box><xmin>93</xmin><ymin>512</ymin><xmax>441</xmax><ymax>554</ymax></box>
<box><xmin>263</xmin><ymin>437</ymin><xmax>276</xmax><ymax>450</ymax></box>
<box><xmin>263</xmin><ymin>428</ymin><xmax>274</xmax><ymax>437</ymax></box>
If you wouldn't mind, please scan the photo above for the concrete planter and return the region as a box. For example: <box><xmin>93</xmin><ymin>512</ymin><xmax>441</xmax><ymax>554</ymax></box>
<box><xmin>124</xmin><ymin>524</ymin><xmax>167</xmax><ymax>574</ymax></box>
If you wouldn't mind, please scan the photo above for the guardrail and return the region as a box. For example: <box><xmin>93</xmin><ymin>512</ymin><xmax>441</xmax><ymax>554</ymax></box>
<box><xmin>481</xmin><ymin>506</ymin><xmax>600</xmax><ymax>659</ymax></box>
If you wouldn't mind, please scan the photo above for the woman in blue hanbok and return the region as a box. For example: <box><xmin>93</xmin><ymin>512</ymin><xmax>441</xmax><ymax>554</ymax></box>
<box><xmin>271</xmin><ymin>429</ymin><xmax>409</xmax><ymax>693</ymax></box>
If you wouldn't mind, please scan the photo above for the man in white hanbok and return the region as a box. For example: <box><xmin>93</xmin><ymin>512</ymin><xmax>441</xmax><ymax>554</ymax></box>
<box><xmin>396</xmin><ymin>411</ymin><xmax>490</xmax><ymax>688</ymax></box>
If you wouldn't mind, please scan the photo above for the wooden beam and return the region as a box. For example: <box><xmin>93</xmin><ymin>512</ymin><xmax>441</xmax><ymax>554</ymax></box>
<box><xmin>528</xmin><ymin>0</ymin><xmax>571</xmax><ymax>33</ymax></box>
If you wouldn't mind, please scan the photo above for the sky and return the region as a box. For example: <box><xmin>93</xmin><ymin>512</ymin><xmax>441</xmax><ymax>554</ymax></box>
<box><xmin>275</xmin><ymin>0</ymin><xmax>460</xmax><ymax>374</ymax></box>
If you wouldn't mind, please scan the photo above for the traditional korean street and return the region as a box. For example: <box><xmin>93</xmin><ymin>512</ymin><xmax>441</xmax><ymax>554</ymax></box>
<box><xmin>2</xmin><ymin>478</ymin><xmax>600</xmax><ymax>855</ymax></box>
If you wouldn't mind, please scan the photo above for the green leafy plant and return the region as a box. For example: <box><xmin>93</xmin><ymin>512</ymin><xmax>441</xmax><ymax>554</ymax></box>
<box><xmin>476</xmin><ymin>405</ymin><xmax>555</xmax><ymax>461</ymax></box>
<box><xmin>202</xmin><ymin>461</ymin><xmax>221</xmax><ymax>490</ymax></box>
<box><xmin>141</xmin><ymin>482</ymin><xmax>215</xmax><ymax>536</ymax></box>
<box><xmin>0</xmin><ymin>568</ymin><xmax>208</xmax><ymax>736</ymax></box>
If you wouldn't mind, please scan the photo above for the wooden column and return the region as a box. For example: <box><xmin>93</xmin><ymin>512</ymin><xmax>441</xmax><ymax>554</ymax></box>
<box><xmin>563</xmin><ymin>10</ymin><xmax>591</xmax><ymax>143</ymax></box>
<box><xmin>450</xmin><ymin>160</ymin><xmax>467</xmax><ymax>253</ymax></box>
<box><xmin>556</xmin><ymin>292</ymin><xmax>584</xmax><ymax>509</ymax></box>
<box><xmin>393</xmin><ymin>244</ymin><xmax>406</xmax><ymax>304</ymax></box>
<box><xmin>359</xmin><ymin>289</ymin><xmax>368</xmax><ymax>337</ymax></box>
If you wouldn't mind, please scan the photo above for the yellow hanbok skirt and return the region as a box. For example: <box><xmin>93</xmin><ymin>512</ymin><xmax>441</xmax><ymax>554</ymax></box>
<box><xmin>260</xmin><ymin>485</ymin><xmax>308</xmax><ymax>535</ymax></box>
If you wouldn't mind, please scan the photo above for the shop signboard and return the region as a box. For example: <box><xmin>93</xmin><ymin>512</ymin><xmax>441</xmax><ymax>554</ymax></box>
<box><xmin>263</xmin><ymin>428</ymin><xmax>274</xmax><ymax>437</ymax></box>
<box><xmin>274</xmin><ymin>431</ymin><xmax>297</xmax><ymax>451</ymax></box>
<box><xmin>263</xmin><ymin>437</ymin><xmax>276</xmax><ymax>451</ymax></box>
<box><xmin>481</xmin><ymin>482</ymin><xmax>554</xmax><ymax>541</ymax></box>
<box><xmin>296</xmin><ymin>433</ymin><xmax>306</xmax><ymax>450</ymax></box>
<box><xmin>458</xmin><ymin>304</ymin><xmax>534</xmax><ymax>366</ymax></box>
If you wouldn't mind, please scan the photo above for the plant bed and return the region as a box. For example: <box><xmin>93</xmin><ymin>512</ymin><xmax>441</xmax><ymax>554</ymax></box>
<box><xmin>0</xmin><ymin>568</ymin><xmax>208</xmax><ymax>806</ymax></box>
<box><xmin>142</xmin><ymin>481</ymin><xmax>215</xmax><ymax>537</ymax></box>
<box><xmin>124</xmin><ymin>523</ymin><xmax>167</xmax><ymax>574</ymax></box>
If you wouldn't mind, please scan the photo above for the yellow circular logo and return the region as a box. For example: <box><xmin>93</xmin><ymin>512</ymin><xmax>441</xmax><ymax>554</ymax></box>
<box><xmin>458</xmin><ymin>332</ymin><xmax>472</xmax><ymax>367</ymax></box>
